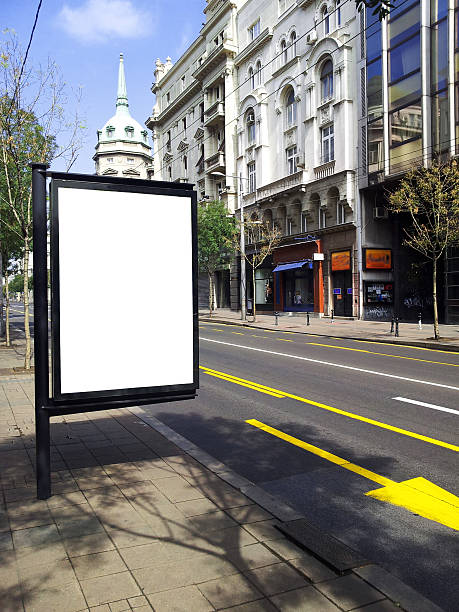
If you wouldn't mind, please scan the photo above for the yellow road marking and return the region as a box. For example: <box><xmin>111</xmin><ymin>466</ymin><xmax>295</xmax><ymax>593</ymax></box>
<box><xmin>308</xmin><ymin>343</ymin><xmax>459</xmax><ymax>367</ymax></box>
<box><xmin>278</xmin><ymin>338</ymin><xmax>293</xmax><ymax>342</ymax></box>
<box><xmin>353</xmin><ymin>339</ymin><xmax>459</xmax><ymax>355</ymax></box>
<box><xmin>231</xmin><ymin>332</ymin><xmax>244</xmax><ymax>335</ymax></box>
<box><xmin>246</xmin><ymin>419</ymin><xmax>459</xmax><ymax>530</ymax></box>
<box><xmin>205</xmin><ymin>372</ymin><xmax>284</xmax><ymax>397</ymax></box>
<box><xmin>199</xmin><ymin>366</ymin><xmax>459</xmax><ymax>452</ymax></box>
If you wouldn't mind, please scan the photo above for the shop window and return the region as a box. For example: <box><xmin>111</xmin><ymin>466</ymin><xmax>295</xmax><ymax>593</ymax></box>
<box><xmin>321</xmin><ymin>59</ymin><xmax>334</xmax><ymax>101</ymax></box>
<box><xmin>255</xmin><ymin>269</ymin><xmax>273</xmax><ymax>305</ymax></box>
<box><xmin>286</xmin><ymin>88</ymin><xmax>297</xmax><ymax>127</ymax></box>
<box><xmin>286</xmin><ymin>145</ymin><xmax>297</xmax><ymax>174</ymax></box>
<box><xmin>321</xmin><ymin>124</ymin><xmax>334</xmax><ymax>163</ymax></box>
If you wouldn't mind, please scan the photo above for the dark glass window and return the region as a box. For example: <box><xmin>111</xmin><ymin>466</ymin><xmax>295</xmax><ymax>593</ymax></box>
<box><xmin>367</xmin><ymin>59</ymin><xmax>383</xmax><ymax>120</ymax></box>
<box><xmin>390</xmin><ymin>0</ymin><xmax>419</xmax><ymax>21</ymax></box>
<box><xmin>432</xmin><ymin>89</ymin><xmax>450</xmax><ymax>156</ymax></box>
<box><xmin>390</xmin><ymin>100</ymin><xmax>422</xmax><ymax>147</ymax></box>
<box><xmin>431</xmin><ymin>19</ymin><xmax>448</xmax><ymax>92</ymax></box>
<box><xmin>321</xmin><ymin>60</ymin><xmax>334</xmax><ymax>99</ymax></box>
<box><xmin>368</xmin><ymin>118</ymin><xmax>384</xmax><ymax>173</ymax></box>
<box><xmin>431</xmin><ymin>0</ymin><xmax>448</xmax><ymax>22</ymax></box>
<box><xmin>389</xmin><ymin>4</ymin><xmax>420</xmax><ymax>48</ymax></box>
<box><xmin>389</xmin><ymin>34</ymin><xmax>420</xmax><ymax>82</ymax></box>
<box><xmin>389</xmin><ymin>71</ymin><xmax>421</xmax><ymax>110</ymax></box>
<box><xmin>366</xmin><ymin>30</ymin><xmax>382</xmax><ymax>62</ymax></box>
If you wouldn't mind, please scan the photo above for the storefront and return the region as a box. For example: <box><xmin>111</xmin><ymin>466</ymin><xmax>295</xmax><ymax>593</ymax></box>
<box><xmin>362</xmin><ymin>248</ymin><xmax>394</xmax><ymax>320</ymax></box>
<box><xmin>330</xmin><ymin>250</ymin><xmax>353</xmax><ymax>316</ymax></box>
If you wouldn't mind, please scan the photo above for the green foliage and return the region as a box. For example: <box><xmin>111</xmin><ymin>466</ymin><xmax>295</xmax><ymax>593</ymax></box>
<box><xmin>197</xmin><ymin>200</ymin><xmax>236</xmax><ymax>274</ymax></box>
<box><xmin>8</xmin><ymin>273</ymin><xmax>32</xmax><ymax>294</ymax></box>
<box><xmin>389</xmin><ymin>160</ymin><xmax>459</xmax><ymax>261</ymax></box>
<box><xmin>356</xmin><ymin>0</ymin><xmax>394</xmax><ymax>21</ymax></box>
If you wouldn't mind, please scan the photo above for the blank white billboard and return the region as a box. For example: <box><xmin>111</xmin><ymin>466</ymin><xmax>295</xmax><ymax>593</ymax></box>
<box><xmin>56</xmin><ymin>186</ymin><xmax>194</xmax><ymax>395</ymax></box>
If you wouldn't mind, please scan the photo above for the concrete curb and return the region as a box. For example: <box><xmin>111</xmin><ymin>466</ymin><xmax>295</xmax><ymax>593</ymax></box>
<box><xmin>130</xmin><ymin>407</ymin><xmax>445</xmax><ymax>612</ymax></box>
<box><xmin>199</xmin><ymin>316</ymin><xmax>459</xmax><ymax>353</ymax></box>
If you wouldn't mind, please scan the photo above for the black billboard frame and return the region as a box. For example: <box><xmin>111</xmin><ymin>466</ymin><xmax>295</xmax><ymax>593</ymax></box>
<box><xmin>32</xmin><ymin>164</ymin><xmax>199</xmax><ymax>499</ymax></box>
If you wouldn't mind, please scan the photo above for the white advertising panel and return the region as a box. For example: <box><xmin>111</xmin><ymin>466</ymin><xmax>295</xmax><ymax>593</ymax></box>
<box><xmin>56</xmin><ymin>186</ymin><xmax>194</xmax><ymax>395</ymax></box>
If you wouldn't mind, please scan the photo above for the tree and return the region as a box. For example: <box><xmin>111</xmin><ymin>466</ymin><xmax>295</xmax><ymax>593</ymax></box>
<box><xmin>197</xmin><ymin>200</ymin><xmax>236</xmax><ymax>316</ymax></box>
<box><xmin>356</xmin><ymin>0</ymin><xmax>393</xmax><ymax>21</ymax></box>
<box><xmin>389</xmin><ymin>161</ymin><xmax>459</xmax><ymax>340</ymax></box>
<box><xmin>0</xmin><ymin>31</ymin><xmax>85</xmax><ymax>368</ymax></box>
<box><xmin>230</xmin><ymin>219</ymin><xmax>281</xmax><ymax>323</ymax></box>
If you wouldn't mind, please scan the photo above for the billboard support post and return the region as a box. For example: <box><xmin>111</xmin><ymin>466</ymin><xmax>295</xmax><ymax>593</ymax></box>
<box><xmin>31</xmin><ymin>163</ymin><xmax>51</xmax><ymax>499</ymax></box>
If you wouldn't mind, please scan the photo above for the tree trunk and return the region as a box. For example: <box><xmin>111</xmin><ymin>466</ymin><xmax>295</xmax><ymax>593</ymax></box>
<box><xmin>5</xmin><ymin>270</ymin><xmax>10</xmax><ymax>347</ymax></box>
<box><xmin>432</xmin><ymin>256</ymin><xmax>439</xmax><ymax>340</ymax></box>
<box><xmin>252</xmin><ymin>266</ymin><xmax>257</xmax><ymax>322</ymax></box>
<box><xmin>23</xmin><ymin>244</ymin><xmax>32</xmax><ymax>369</ymax></box>
<box><xmin>208</xmin><ymin>271</ymin><xmax>214</xmax><ymax>317</ymax></box>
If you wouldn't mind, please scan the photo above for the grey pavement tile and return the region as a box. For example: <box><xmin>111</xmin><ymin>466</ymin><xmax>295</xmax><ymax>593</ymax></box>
<box><xmin>221</xmin><ymin>600</ymin><xmax>277</xmax><ymax>611</ymax></box>
<box><xmin>49</xmin><ymin>502</ymin><xmax>96</xmax><ymax>521</ymax></box>
<box><xmin>289</xmin><ymin>555</ymin><xmax>338</xmax><ymax>583</ymax></box>
<box><xmin>14</xmin><ymin>542</ymin><xmax>68</xmax><ymax>568</ymax></box>
<box><xmin>133</xmin><ymin>462</ymin><xmax>176</xmax><ymax>481</ymax></box>
<box><xmin>4</xmin><ymin>486</ymin><xmax>36</xmax><ymax>503</ymax></box>
<box><xmin>175</xmin><ymin>498</ymin><xmax>219</xmax><ymax>518</ymax></box>
<box><xmin>18</xmin><ymin>558</ymin><xmax>76</xmax><ymax>587</ymax></box>
<box><xmin>108</xmin><ymin>601</ymin><xmax>131</xmax><ymax>612</ymax></box>
<box><xmin>242</xmin><ymin>520</ymin><xmax>284</xmax><ymax>543</ymax></box>
<box><xmin>46</xmin><ymin>491</ymin><xmax>87</xmax><ymax>508</ymax></box>
<box><xmin>7</xmin><ymin>507</ymin><xmax>52</xmax><ymax>532</ymax></box>
<box><xmin>264</xmin><ymin>537</ymin><xmax>308</xmax><ymax>561</ymax></box>
<box><xmin>119</xmin><ymin>539</ymin><xmax>215</xmax><ymax>570</ymax></box>
<box><xmin>127</xmin><ymin>595</ymin><xmax>150</xmax><ymax>608</ymax></box>
<box><xmin>270</xmin><ymin>586</ymin><xmax>341</xmax><ymax>611</ymax></box>
<box><xmin>353</xmin><ymin>601</ymin><xmax>404</xmax><ymax>611</ymax></box>
<box><xmin>118</xmin><ymin>481</ymin><xmax>167</xmax><ymax>500</ymax></box>
<box><xmin>225</xmin><ymin>505</ymin><xmax>273</xmax><ymax>524</ymax></box>
<box><xmin>206</xmin><ymin>525</ymin><xmax>258</xmax><ymax>548</ymax></box>
<box><xmin>71</xmin><ymin>467</ymin><xmax>108</xmax><ymax>479</ymax></box>
<box><xmin>80</xmin><ymin>571</ymin><xmax>141</xmax><ymax>607</ymax></box>
<box><xmin>245</xmin><ymin>562</ymin><xmax>309</xmax><ymax>596</ymax></box>
<box><xmin>56</xmin><ymin>516</ymin><xmax>104</xmax><ymax>539</ymax></box>
<box><xmin>164</xmin><ymin>455</ymin><xmax>205</xmax><ymax>476</ymax></box>
<box><xmin>316</xmin><ymin>575</ymin><xmax>385</xmax><ymax>611</ymax></box>
<box><xmin>153</xmin><ymin>476</ymin><xmax>207</xmax><ymax>503</ymax></box>
<box><xmin>22</xmin><ymin>579</ymin><xmax>87</xmax><ymax>612</ymax></box>
<box><xmin>64</xmin><ymin>532</ymin><xmax>116</xmax><ymax>557</ymax></box>
<box><xmin>52</xmin><ymin>480</ymin><xmax>80</xmax><ymax>495</ymax></box>
<box><xmin>187</xmin><ymin>510</ymin><xmax>237</xmax><ymax>532</ymax></box>
<box><xmin>72</xmin><ymin>550</ymin><xmax>127</xmax><ymax>580</ymax></box>
<box><xmin>103</xmin><ymin>463</ymin><xmax>139</xmax><ymax>475</ymax></box>
<box><xmin>75</xmin><ymin>476</ymin><xmax>114</xmax><ymax>490</ymax></box>
<box><xmin>0</xmin><ymin>531</ymin><xmax>13</xmax><ymax>551</ymax></box>
<box><xmin>0</xmin><ymin>562</ymin><xmax>22</xmax><ymax>612</ymax></box>
<box><xmin>132</xmin><ymin>553</ymin><xmax>238</xmax><ymax>593</ymax></box>
<box><xmin>198</xmin><ymin>573</ymin><xmax>263</xmax><ymax>609</ymax></box>
<box><xmin>146</xmin><ymin>585</ymin><xmax>214</xmax><ymax>612</ymax></box>
<box><xmin>6</xmin><ymin>499</ymin><xmax>49</xmax><ymax>516</ymax></box>
<box><xmin>12</xmin><ymin>524</ymin><xmax>61</xmax><ymax>548</ymax></box>
<box><xmin>227</xmin><ymin>543</ymin><xmax>281</xmax><ymax>572</ymax></box>
<box><xmin>104</xmin><ymin>526</ymin><xmax>157</xmax><ymax>549</ymax></box>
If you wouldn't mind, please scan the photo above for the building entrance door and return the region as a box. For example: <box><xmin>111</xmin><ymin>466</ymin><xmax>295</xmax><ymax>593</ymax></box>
<box><xmin>332</xmin><ymin>270</ymin><xmax>352</xmax><ymax>316</ymax></box>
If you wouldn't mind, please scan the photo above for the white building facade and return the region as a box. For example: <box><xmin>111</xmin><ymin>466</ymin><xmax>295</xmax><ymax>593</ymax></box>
<box><xmin>147</xmin><ymin>0</ymin><xmax>360</xmax><ymax>315</ymax></box>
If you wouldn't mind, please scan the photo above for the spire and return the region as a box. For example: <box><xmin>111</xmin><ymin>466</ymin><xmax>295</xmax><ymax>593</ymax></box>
<box><xmin>116</xmin><ymin>53</ymin><xmax>129</xmax><ymax>112</ymax></box>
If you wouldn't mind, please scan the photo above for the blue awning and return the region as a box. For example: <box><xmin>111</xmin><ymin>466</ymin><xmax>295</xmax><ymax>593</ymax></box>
<box><xmin>273</xmin><ymin>260</ymin><xmax>311</xmax><ymax>273</ymax></box>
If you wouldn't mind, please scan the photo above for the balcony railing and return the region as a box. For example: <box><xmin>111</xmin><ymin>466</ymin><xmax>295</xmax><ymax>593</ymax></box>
<box><xmin>205</xmin><ymin>151</ymin><xmax>225</xmax><ymax>173</ymax></box>
<box><xmin>204</xmin><ymin>101</ymin><xmax>225</xmax><ymax>127</ymax></box>
<box><xmin>314</xmin><ymin>160</ymin><xmax>335</xmax><ymax>179</ymax></box>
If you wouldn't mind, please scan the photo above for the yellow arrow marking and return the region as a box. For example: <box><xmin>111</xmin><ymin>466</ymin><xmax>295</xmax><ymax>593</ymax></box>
<box><xmin>307</xmin><ymin>343</ymin><xmax>459</xmax><ymax>367</ymax></box>
<box><xmin>246</xmin><ymin>419</ymin><xmax>459</xmax><ymax>530</ymax></box>
<box><xmin>199</xmin><ymin>366</ymin><xmax>459</xmax><ymax>452</ymax></box>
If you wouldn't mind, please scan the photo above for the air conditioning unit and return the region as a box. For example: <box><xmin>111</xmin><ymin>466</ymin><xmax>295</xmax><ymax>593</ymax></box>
<box><xmin>295</xmin><ymin>154</ymin><xmax>305</xmax><ymax>168</ymax></box>
<box><xmin>247</xmin><ymin>113</ymin><xmax>255</xmax><ymax>122</ymax></box>
<box><xmin>306</xmin><ymin>31</ymin><xmax>318</xmax><ymax>45</ymax></box>
<box><xmin>373</xmin><ymin>206</ymin><xmax>388</xmax><ymax>219</ymax></box>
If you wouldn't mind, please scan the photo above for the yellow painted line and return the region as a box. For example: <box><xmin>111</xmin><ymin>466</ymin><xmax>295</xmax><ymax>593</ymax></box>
<box><xmin>308</xmin><ymin>343</ymin><xmax>459</xmax><ymax>367</ymax></box>
<box><xmin>211</xmin><ymin>329</ymin><xmax>224</xmax><ymax>332</ymax></box>
<box><xmin>199</xmin><ymin>366</ymin><xmax>459</xmax><ymax>452</ymax></box>
<box><xmin>305</xmin><ymin>334</ymin><xmax>320</xmax><ymax>337</ymax></box>
<box><xmin>247</xmin><ymin>419</ymin><xmax>459</xmax><ymax>530</ymax></box>
<box><xmin>278</xmin><ymin>339</ymin><xmax>293</xmax><ymax>342</ymax></box>
<box><xmin>204</xmin><ymin>372</ymin><xmax>284</xmax><ymax>397</ymax></box>
<box><xmin>353</xmin><ymin>339</ymin><xmax>459</xmax><ymax>356</ymax></box>
<box><xmin>231</xmin><ymin>332</ymin><xmax>245</xmax><ymax>335</ymax></box>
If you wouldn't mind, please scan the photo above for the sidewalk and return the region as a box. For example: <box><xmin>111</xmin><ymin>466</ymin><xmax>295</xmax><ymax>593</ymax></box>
<box><xmin>199</xmin><ymin>308</ymin><xmax>459</xmax><ymax>351</ymax></box>
<box><xmin>0</xmin><ymin>341</ymin><xmax>445</xmax><ymax>611</ymax></box>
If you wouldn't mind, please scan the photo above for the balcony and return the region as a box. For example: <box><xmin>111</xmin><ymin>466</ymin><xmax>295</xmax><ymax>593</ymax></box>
<box><xmin>256</xmin><ymin>170</ymin><xmax>305</xmax><ymax>201</ymax></box>
<box><xmin>204</xmin><ymin>101</ymin><xmax>225</xmax><ymax>127</ymax></box>
<box><xmin>192</xmin><ymin>41</ymin><xmax>237</xmax><ymax>81</ymax></box>
<box><xmin>205</xmin><ymin>151</ymin><xmax>225</xmax><ymax>174</ymax></box>
<box><xmin>314</xmin><ymin>160</ymin><xmax>335</xmax><ymax>180</ymax></box>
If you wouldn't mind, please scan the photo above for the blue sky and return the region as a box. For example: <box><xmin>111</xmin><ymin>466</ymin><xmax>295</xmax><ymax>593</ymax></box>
<box><xmin>1</xmin><ymin>0</ymin><xmax>205</xmax><ymax>173</ymax></box>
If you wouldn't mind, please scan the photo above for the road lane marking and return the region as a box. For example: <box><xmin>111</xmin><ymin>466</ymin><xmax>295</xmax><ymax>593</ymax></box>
<box><xmin>353</xmin><ymin>339</ymin><xmax>459</xmax><ymax>355</ymax></box>
<box><xmin>246</xmin><ymin>419</ymin><xmax>459</xmax><ymax>530</ymax></box>
<box><xmin>307</xmin><ymin>343</ymin><xmax>459</xmax><ymax>367</ymax></box>
<box><xmin>231</xmin><ymin>332</ymin><xmax>244</xmax><ymax>335</ymax></box>
<box><xmin>200</xmin><ymin>337</ymin><xmax>459</xmax><ymax>392</ymax></box>
<box><xmin>393</xmin><ymin>397</ymin><xmax>459</xmax><ymax>416</ymax></box>
<box><xmin>200</xmin><ymin>365</ymin><xmax>459</xmax><ymax>451</ymax></box>
<box><xmin>277</xmin><ymin>339</ymin><xmax>293</xmax><ymax>342</ymax></box>
<box><xmin>203</xmin><ymin>371</ymin><xmax>284</xmax><ymax>398</ymax></box>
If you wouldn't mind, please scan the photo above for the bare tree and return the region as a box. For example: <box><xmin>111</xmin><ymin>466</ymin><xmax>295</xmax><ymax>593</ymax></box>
<box><xmin>0</xmin><ymin>31</ymin><xmax>86</xmax><ymax>368</ymax></box>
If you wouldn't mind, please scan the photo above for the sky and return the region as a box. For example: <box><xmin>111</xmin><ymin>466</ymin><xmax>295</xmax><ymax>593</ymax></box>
<box><xmin>0</xmin><ymin>0</ymin><xmax>205</xmax><ymax>173</ymax></box>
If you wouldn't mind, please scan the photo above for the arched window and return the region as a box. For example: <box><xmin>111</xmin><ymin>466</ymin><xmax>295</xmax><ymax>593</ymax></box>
<box><xmin>321</xmin><ymin>59</ymin><xmax>333</xmax><ymax>100</ymax></box>
<box><xmin>249</xmin><ymin>66</ymin><xmax>254</xmax><ymax>89</ymax></box>
<box><xmin>286</xmin><ymin>88</ymin><xmax>297</xmax><ymax>127</ymax></box>
<box><xmin>336</xmin><ymin>0</ymin><xmax>341</xmax><ymax>26</ymax></box>
<box><xmin>322</xmin><ymin>6</ymin><xmax>329</xmax><ymax>35</ymax></box>
<box><xmin>246</xmin><ymin>110</ymin><xmax>256</xmax><ymax>144</ymax></box>
<box><xmin>281</xmin><ymin>39</ymin><xmax>288</xmax><ymax>64</ymax></box>
<box><xmin>256</xmin><ymin>60</ymin><xmax>262</xmax><ymax>86</ymax></box>
<box><xmin>290</xmin><ymin>31</ymin><xmax>297</xmax><ymax>59</ymax></box>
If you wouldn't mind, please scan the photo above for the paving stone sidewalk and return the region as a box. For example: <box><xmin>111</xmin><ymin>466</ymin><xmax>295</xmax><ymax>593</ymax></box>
<box><xmin>0</xmin><ymin>341</ymin><xmax>444</xmax><ymax>612</ymax></box>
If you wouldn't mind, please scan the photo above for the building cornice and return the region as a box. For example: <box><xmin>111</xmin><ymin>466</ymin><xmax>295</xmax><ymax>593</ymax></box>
<box><xmin>192</xmin><ymin>41</ymin><xmax>237</xmax><ymax>81</ymax></box>
<box><xmin>152</xmin><ymin>35</ymin><xmax>205</xmax><ymax>93</ymax></box>
<box><xmin>150</xmin><ymin>80</ymin><xmax>202</xmax><ymax>126</ymax></box>
<box><xmin>234</xmin><ymin>27</ymin><xmax>273</xmax><ymax>67</ymax></box>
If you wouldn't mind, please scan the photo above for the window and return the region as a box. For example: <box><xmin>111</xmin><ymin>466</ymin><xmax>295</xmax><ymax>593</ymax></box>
<box><xmin>367</xmin><ymin>59</ymin><xmax>383</xmax><ymax>120</ymax></box>
<box><xmin>431</xmin><ymin>6</ymin><xmax>449</xmax><ymax>157</ymax></box>
<box><xmin>106</xmin><ymin>126</ymin><xmax>114</xmax><ymax>137</ymax></box>
<box><xmin>182</xmin><ymin>117</ymin><xmax>187</xmax><ymax>131</ymax></box>
<box><xmin>301</xmin><ymin>212</ymin><xmax>308</xmax><ymax>233</ymax></box>
<box><xmin>127</xmin><ymin>157</ymin><xmax>134</xmax><ymax>164</ymax></box>
<box><xmin>166</xmin><ymin>130</ymin><xmax>171</xmax><ymax>151</ymax></box>
<box><xmin>322</xmin><ymin>6</ymin><xmax>330</xmax><ymax>35</ymax></box>
<box><xmin>320</xmin><ymin>60</ymin><xmax>333</xmax><ymax>100</ymax></box>
<box><xmin>321</xmin><ymin>124</ymin><xmax>334</xmax><ymax>163</ymax></box>
<box><xmin>125</xmin><ymin>126</ymin><xmax>134</xmax><ymax>138</ymax></box>
<box><xmin>249</xmin><ymin>67</ymin><xmax>254</xmax><ymax>89</ymax></box>
<box><xmin>290</xmin><ymin>31</ymin><xmax>297</xmax><ymax>58</ymax></box>
<box><xmin>168</xmin><ymin>166</ymin><xmax>172</xmax><ymax>180</ymax></box>
<box><xmin>286</xmin><ymin>89</ymin><xmax>297</xmax><ymax>127</ymax></box>
<box><xmin>286</xmin><ymin>218</ymin><xmax>293</xmax><ymax>235</ymax></box>
<box><xmin>281</xmin><ymin>39</ymin><xmax>288</xmax><ymax>65</ymax></box>
<box><xmin>319</xmin><ymin>207</ymin><xmax>327</xmax><ymax>229</ymax></box>
<box><xmin>141</xmin><ymin>130</ymin><xmax>148</xmax><ymax>143</ymax></box>
<box><xmin>249</xmin><ymin>19</ymin><xmax>260</xmax><ymax>41</ymax></box>
<box><xmin>181</xmin><ymin>76</ymin><xmax>186</xmax><ymax>91</ymax></box>
<box><xmin>337</xmin><ymin>201</ymin><xmax>345</xmax><ymax>224</ymax></box>
<box><xmin>286</xmin><ymin>145</ymin><xmax>297</xmax><ymax>174</ymax></box>
<box><xmin>246</xmin><ymin>111</ymin><xmax>256</xmax><ymax>144</ymax></box>
<box><xmin>248</xmin><ymin>162</ymin><xmax>256</xmax><ymax>192</ymax></box>
<box><xmin>166</xmin><ymin>92</ymin><xmax>170</xmax><ymax>104</ymax></box>
<box><xmin>337</xmin><ymin>0</ymin><xmax>341</xmax><ymax>26</ymax></box>
<box><xmin>183</xmin><ymin>156</ymin><xmax>187</xmax><ymax>174</ymax></box>
<box><xmin>200</xmin><ymin>103</ymin><xmax>204</xmax><ymax>123</ymax></box>
<box><xmin>255</xmin><ymin>60</ymin><xmax>262</xmax><ymax>86</ymax></box>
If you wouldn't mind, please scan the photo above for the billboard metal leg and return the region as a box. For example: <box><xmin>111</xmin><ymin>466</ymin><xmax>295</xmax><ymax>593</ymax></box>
<box><xmin>36</xmin><ymin>409</ymin><xmax>51</xmax><ymax>499</ymax></box>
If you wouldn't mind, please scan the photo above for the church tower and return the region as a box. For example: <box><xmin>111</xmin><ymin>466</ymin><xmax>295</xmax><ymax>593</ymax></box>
<box><xmin>94</xmin><ymin>54</ymin><xmax>152</xmax><ymax>179</ymax></box>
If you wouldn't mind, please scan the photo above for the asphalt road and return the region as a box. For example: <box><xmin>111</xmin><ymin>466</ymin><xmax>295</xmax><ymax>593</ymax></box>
<box><xmin>142</xmin><ymin>321</ymin><xmax>459</xmax><ymax>612</ymax></box>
